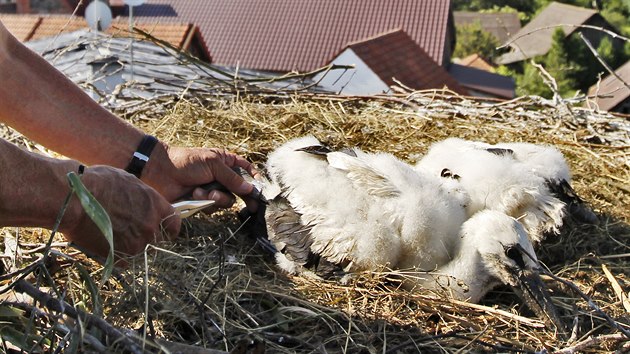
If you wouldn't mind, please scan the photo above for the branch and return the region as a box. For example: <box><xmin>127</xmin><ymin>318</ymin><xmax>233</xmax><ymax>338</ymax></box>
<box><xmin>553</xmin><ymin>333</ymin><xmax>629</xmax><ymax>354</ymax></box>
<box><xmin>540</xmin><ymin>269</ymin><xmax>630</xmax><ymax>339</ymax></box>
<box><xmin>499</xmin><ymin>24</ymin><xmax>630</xmax><ymax>51</ymax></box>
<box><xmin>13</xmin><ymin>279</ymin><xmax>145</xmax><ymax>354</ymax></box>
<box><xmin>578</xmin><ymin>32</ymin><xmax>630</xmax><ymax>92</ymax></box>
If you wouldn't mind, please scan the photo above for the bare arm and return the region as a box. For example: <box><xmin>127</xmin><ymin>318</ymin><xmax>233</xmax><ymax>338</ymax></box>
<box><xmin>0</xmin><ymin>21</ymin><xmax>260</xmax><ymax>209</ymax></box>
<box><xmin>0</xmin><ymin>138</ymin><xmax>181</xmax><ymax>261</ymax></box>
<box><xmin>0</xmin><ymin>20</ymin><xmax>143</xmax><ymax>169</ymax></box>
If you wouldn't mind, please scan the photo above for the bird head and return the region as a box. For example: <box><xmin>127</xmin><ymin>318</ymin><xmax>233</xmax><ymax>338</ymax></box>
<box><xmin>466</xmin><ymin>211</ymin><xmax>566</xmax><ymax>335</ymax></box>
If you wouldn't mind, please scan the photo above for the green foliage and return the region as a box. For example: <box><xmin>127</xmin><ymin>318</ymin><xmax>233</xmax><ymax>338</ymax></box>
<box><xmin>452</xmin><ymin>0</ymin><xmax>539</xmax><ymax>13</ymax></box>
<box><xmin>453</xmin><ymin>22</ymin><xmax>500</xmax><ymax>59</ymax></box>
<box><xmin>0</xmin><ymin>305</ymin><xmax>49</xmax><ymax>351</ymax></box>
<box><xmin>515</xmin><ymin>60</ymin><xmax>552</xmax><ymax>97</ymax></box>
<box><xmin>508</xmin><ymin>27</ymin><xmax>630</xmax><ymax>98</ymax></box>
<box><xmin>67</xmin><ymin>172</ymin><xmax>114</xmax><ymax>287</ymax></box>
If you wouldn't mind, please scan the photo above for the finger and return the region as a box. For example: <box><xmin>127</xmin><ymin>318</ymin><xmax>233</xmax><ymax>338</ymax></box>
<box><xmin>205</xmin><ymin>189</ymin><xmax>236</xmax><ymax>209</ymax></box>
<box><xmin>212</xmin><ymin>162</ymin><xmax>254</xmax><ymax>196</ymax></box>
<box><xmin>225</xmin><ymin>153</ymin><xmax>262</xmax><ymax>181</ymax></box>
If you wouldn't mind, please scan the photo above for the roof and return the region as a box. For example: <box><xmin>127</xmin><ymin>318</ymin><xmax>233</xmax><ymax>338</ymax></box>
<box><xmin>453</xmin><ymin>11</ymin><xmax>521</xmax><ymax>43</ymax></box>
<box><xmin>587</xmin><ymin>60</ymin><xmax>630</xmax><ymax>111</ymax></box>
<box><xmin>0</xmin><ymin>13</ymin><xmax>40</xmax><ymax>41</ymax></box>
<box><xmin>346</xmin><ymin>29</ymin><xmax>468</xmax><ymax>95</ymax></box>
<box><xmin>454</xmin><ymin>53</ymin><xmax>496</xmax><ymax>72</ymax></box>
<box><xmin>126</xmin><ymin>0</ymin><xmax>454</xmax><ymax>72</ymax></box>
<box><xmin>497</xmin><ymin>2</ymin><xmax>598</xmax><ymax>64</ymax></box>
<box><xmin>0</xmin><ymin>14</ymin><xmax>208</xmax><ymax>58</ymax></box>
<box><xmin>448</xmin><ymin>63</ymin><xmax>515</xmax><ymax>99</ymax></box>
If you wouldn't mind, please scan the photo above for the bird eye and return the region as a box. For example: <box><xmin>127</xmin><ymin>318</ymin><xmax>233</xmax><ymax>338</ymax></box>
<box><xmin>441</xmin><ymin>168</ymin><xmax>461</xmax><ymax>180</ymax></box>
<box><xmin>505</xmin><ymin>246</ymin><xmax>526</xmax><ymax>268</ymax></box>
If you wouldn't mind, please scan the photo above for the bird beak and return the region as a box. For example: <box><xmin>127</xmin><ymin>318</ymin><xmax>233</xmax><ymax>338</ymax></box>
<box><xmin>512</xmin><ymin>269</ymin><xmax>566</xmax><ymax>337</ymax></box>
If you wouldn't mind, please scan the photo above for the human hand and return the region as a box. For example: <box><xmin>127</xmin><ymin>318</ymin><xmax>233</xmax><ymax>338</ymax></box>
<box><xmin>143</xmin><ymin>144</ymin><xmax>262</xmax><ymax>213</ymax></box>
<box><xmin>60</xmin><ymin>165</ymin><xmax>181</xmax><ymax>263</ymax></box>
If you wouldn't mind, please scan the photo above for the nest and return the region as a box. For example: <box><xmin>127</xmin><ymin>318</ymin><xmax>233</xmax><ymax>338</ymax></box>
<box><xmin>2</xmin><ymin>89</ymin><xmax>629</xmax><ymax>353</ymax></box>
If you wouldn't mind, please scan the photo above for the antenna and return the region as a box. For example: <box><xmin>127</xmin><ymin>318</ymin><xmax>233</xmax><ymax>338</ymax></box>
<box><xmin>85</xmin><ymin>0</ymin><xmax>112</xmax><ymax>32</ymax></box>
<box><xmin>124</xmin><ymin>0</ymin><xmax>146</xmax><ymax>81</ymax></box>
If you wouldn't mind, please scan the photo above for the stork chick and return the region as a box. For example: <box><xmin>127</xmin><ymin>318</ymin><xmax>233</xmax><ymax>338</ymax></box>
<box><xmin>258</xmin><ymin>136</ymin><xmax>564</xmax><ymax>332</ymax></box>
<box><xmin>415</xmin><ymin>138</ymin><xmax>591</xmax><ymax>243</ymax></box>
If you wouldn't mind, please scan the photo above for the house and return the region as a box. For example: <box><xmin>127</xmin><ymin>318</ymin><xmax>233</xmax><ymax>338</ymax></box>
<box><xmin>454</xmin><ymin>53</ymin><xmax>496</xmax><ymax>72</ymax></box>
<box><xmin>0</xmin><ymin>0</ymin><xmax>77</xmax><ymax>14</ymax></box>
<box><xmin>497</xmin><ymin>2</ymin><xmax>622</xmax><ymax>65</ymax></box>
<box><xmin>448</xmin><ymin>64</ymin><xmax>515</xmax><ymax>99</ymax></box>
<box><xmin>121</xmin><ymin>0</ymin><xmax>457</xmax><ymax>73</ymax></box>
<box><xmin>124</xmin><ymin>0</ymin><xmax>518</xmax><ymax>97</ymax></box>
<box><xmin>587</xmin><ymin>60</ymin><xmax>630</xmax><ymax>114</ymax></box>
<box><xmin>453</xmin><ymin>11</ymin><xmax>521</xmax><ymax>43</ymax></box>
<box><xmin>315</xmin><ymin>29</ymin><xmax>468</xmax><ymax>96</ymax></box>
<box><xmin>0</xmin><ymin>13</ymin><xmax>211</xmax><ymax>60</ymax></box>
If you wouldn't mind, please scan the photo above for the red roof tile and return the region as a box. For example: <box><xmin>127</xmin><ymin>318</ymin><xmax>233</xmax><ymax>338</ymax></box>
<box><xmin>588</xmin><ymin>60</ymin><xmax>630</xmax><ymax>112</ymax></box>
<box><xmin>454</xmin><ymin>53</ymin><xmax>496</xmax><ymax>72</ymax></box>
<box><xmin>128</xmin><ymin>0</ymin><xmax>454</xmax><ymax>72</ymax></box>
<box><xmin>0</xmin><ymin>14</ymin><xmax>208</xmax><ymax>58</ymax></box>
<box><xmin>346</xmin><ymin>29</ymin><xmax>468</xmax><ymax>95</ymax></box>
<box><xmin>0</xmin><ymin>14</ymin><xmax>40</xmax><ymax>41</ymax></box>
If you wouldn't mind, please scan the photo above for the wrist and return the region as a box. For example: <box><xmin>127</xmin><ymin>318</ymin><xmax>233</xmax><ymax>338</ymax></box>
<box><xmin>0</xmin><ymin>141</ymin><xmax>83</xmax><ymax>232</ymax></box>
<box><xmin>125</xmin><ymin>135</ymin><xmax>159</xmax><ymax>178</ymax></box>
<box><xmin>140</xmin><ymin>140</ymin><xmax>179</xmax><ymax>199</ymax></box>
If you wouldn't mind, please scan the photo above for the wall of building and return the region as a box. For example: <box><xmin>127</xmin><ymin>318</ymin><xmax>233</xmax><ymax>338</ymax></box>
<box><xmin>313</xmin><ymin>49</ymin><xmax>390</xmax><ymax>95</ymax></box>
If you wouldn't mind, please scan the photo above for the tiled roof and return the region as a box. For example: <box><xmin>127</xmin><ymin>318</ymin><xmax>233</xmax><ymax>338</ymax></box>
<box><xmin>0</xmin><ymin>14</ymin><xmax>207</xmax><ymax>57</ymax></box>
<box><xmin>29</xmin><ymin>16</ymin><xmax>87</xmax><ymax>41</ymax></box>
<box><xmin>448</xmin><ymin>64</ymin><xmax>515</xmax><ymax>99</ymax></box>
<box><xmin>127</xmin><ymin>0</ymin><xmax>454</xmax><ymax>72</ymax></box>
<box><xmin>497</xmin><ymin>2</ymin><xmax>599</xmax><ymax>64</ymax></box>
<box><xmin>587</xmin><ymin>60</ymin><xmax>630</xmax><ymax>111</ymax></box>
<box><xmin>454</xmin><ymin>54</ymin><xmax>496</xmax><ymax>72</ymax></box>
<box><xmin>454</xmin><ymin>11</ymin><xmax>521</xmax><ymax>43</ymax></box>
<box><xmin>0</xmin><ymin>14</ymin><xmax>40</xmax><ymax>41</ymax></box>
<box><xmin>346</xmin><ymin>29</ymin><xmax>468</xmax><ymax>95</ymax></box>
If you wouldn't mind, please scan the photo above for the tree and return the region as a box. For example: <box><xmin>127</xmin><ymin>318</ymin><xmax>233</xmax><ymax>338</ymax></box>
<box><xmin>540</xmin><ymin>29</ymin><xmax>577</xmax><ymax>96</ymax></box>
<box><xmin>453</xmin><ymin>22</ymin><xmax>500</xmax><ymax>60</ymax></box>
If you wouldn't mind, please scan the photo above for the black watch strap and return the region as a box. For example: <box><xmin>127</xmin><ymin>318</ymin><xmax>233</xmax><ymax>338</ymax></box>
<box><xmin>125</xmin><ymin>135</ymin><xmax>158</xmax><ymax>178</ymax></box>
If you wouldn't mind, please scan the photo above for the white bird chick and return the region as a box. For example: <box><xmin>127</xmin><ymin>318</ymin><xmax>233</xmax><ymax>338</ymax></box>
<box><xmin>263</xmin><ymin>136</ymin><xmax>470</xmax><ymax>276</ymax></box>
<box><xmin>415</xmin><ymin>138</ymin><xmax>570</xmax><ymax>243</ymax></box>
<box><xmin>485</xmin><ymin>141</ymin><xmax>597</xmax><ymax>224</ymax></box>
<box><xmin>254</xmin><ymin>137</ymin><xmax>564</xmax><ymax>332</ymax></box>
<box><xmin>423</xmin><ymin>209</ymin><xmax>564</xmax><ymax>331</ymax></box>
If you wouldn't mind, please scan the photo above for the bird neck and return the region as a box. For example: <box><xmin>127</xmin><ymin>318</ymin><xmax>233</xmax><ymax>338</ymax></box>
<box><xmin>431</xmin><ymin>240</ymin><xmax>492</xmax><ymax>303</ymax></box>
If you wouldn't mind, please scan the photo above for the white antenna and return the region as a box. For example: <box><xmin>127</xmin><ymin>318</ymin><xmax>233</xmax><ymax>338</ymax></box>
<box><xmin>123</xmin><ymin>0</ymin><xmax>146</xmax><ymax>81</ymax></box>
<box><xmin>85</xmin><ymin>0</ymin><xmax>112</xmax><ymax>32</ymax></box>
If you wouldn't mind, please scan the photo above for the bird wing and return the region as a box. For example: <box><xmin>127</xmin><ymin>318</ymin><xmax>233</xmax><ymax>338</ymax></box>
<box><xmin>265</xmin><ymin>195</ymin><xmax>346</xmax><ymax>277</ymax></box>
<box><xmin>326</xmin><ymin>151</ymin><xmax>401</xmax><ymax>198</ymax></box>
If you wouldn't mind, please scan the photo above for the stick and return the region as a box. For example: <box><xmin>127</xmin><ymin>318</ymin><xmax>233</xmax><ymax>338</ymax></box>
<box><xmin>579</xmin><ymin>33</ymin><xmax>630</xmax><ymax>92</ymax></box>
<box><xmin>448</xmin><ymin>299</ymin><xmax>546</xmax><ymax>328</ymax></box>
<box><xmin>601</xmin><ymin>264</ymin><xmax>630</xmax><ymax>313</ymax></box>
<box><xmin>553</xmin><ymin>333</ymin><xmax>629</xmax><ymax>354</ymax></box>
<box><xmin>13</xmin><ymin>279</ymin><xmax>145</xmax><ymax>354</ymax></box>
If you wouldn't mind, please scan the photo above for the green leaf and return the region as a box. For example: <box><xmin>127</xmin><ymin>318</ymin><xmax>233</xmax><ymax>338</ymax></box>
<box><xmin>74</xmin><ymin>262</ymin><xmax>103</xmax><ymax>318</ymax></box>
<box><xmin>0</xmin><ymin>326</ymin><xmax>44</xmax><ymax>352</ymax></box>
<box><xmin>67</xmin><ymin>172</ymin><xmax>114</xmax><ymax>287</ymax></box>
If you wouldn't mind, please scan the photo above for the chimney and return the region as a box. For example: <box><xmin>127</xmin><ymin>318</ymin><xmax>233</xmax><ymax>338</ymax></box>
<box><xmin>16</xmin><ymin>0</ymin><xmax>31</xmax><ymax>14</ymax></box>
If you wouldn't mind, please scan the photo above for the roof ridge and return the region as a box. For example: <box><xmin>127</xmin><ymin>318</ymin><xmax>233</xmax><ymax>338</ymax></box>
<box><xmin>345</xmin><ymin>28</ymin><xmax>406</xmax><ymax>48</ymax></box>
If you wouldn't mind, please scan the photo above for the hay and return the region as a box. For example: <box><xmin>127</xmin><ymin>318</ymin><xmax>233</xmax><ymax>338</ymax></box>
<box><xmin>2</xmin><ymin>90</ymin><xmax>629</xmax><ymax>353</ymax></box>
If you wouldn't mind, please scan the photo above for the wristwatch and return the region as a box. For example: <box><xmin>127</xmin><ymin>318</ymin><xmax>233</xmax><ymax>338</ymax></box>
<box><xmin>125</xmin><ymin>135</ymin><xmax>158</xmax><ymax>178</ymax></box>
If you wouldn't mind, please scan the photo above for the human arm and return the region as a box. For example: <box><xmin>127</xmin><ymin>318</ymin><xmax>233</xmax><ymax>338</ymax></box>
<box><xmin>0</xmin><ymin>20</ymin><xmax>260</xmax><ymax>209</ymax></box>
<box><xmin>0</xmin><ymin>138</ymin><xmax>181</xmax><ymax>261</ymax></box>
